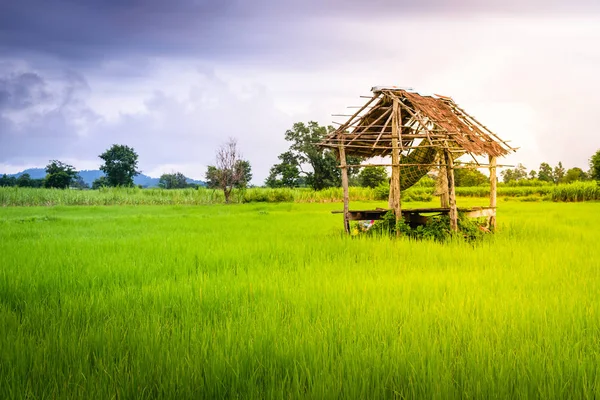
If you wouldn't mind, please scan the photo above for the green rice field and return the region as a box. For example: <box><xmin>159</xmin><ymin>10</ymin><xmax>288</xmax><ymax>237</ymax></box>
<box><xmin>1</xmin><ymin>198</ymin><xmax>600</xmax><ymax>398</ymax></box>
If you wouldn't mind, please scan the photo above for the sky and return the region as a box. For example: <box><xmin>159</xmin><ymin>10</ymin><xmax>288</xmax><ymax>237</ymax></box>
<box><xmin>1</xmin><ymin>0</ymin><xmax>600</xmax><ymax>183</ymax></box>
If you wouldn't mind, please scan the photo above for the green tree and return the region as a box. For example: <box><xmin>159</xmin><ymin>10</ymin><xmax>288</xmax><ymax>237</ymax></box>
<box><xmin>0</xmin><ymin>174</ymin><xmax>15</xmax><ymax>187</ymax></box>
<box><xmin>500</xmin><ymin>163</ymin><xmax>527</xmax><ymax>183</ymax></box>
<box><xmin>159</xmin><ymin>172</ymin><xmax>188</xmax><ymax>189</ymax></box>
<box><xmin>281</xmin><ymin>121</ymin><xmax>361</xmax><ymax>190</ymax></box>
<box><xmin>71</xmin><ymin>175</ymin><xmax>90</xmax><ymax>190</ymax></box>
<box><xmin>590</xmin><ymin>149</ymin><xmax>600</xmax><ymax>181</ymax></box>
<box><xmin>99</xmin><ymin>144</ymin><xmax>140</xmax><ymax>187</ymax></box>
<box><xmin>16</xmin><ymin>173</ymin><xmax>32</xmax><ymax>187</ymax></box>
<box><xmin>205</xmin><ymin>166</ymin><xmax>219</xmax><ymax>189</ymax></box>
<box><xmin>564</xmin><ymin>167</ymin><xmax>587</xmax><ymax>183</ymax></box>
<box><xmin>553</xmin><ymin>162</ymin><xmax>566</xmax><ymax>184</ymax></box>
<box><xmin>235</xmin><ymin>160</ymin><xmax>252</xmax><ymax>189</ymax></box>
<box><xmin>358</xmin><ymin>166</ymin><xmax>388</xmax><ymax>188</ymax></box>
<box><xmin>91</xmin><ymin>176</ymin><xmax>109</xmax><ymax>190</ymax></box>
<box><xmin>266</xmin><ymin>151</ymin><xmax>302</xmax><ymax>188</ymax></box>
<box><xmin>538</xmin><ymin>162</ymin><xmax>553</xmax><ymax>182</ymax></box>
<box><xmin>454</xmin><ymin>167</ymin><xmax>489</xmax><ymax>187</ymax></box>
<box><xmin>44</xmin><ymin>160</ymin><xmax>78</xmax><ymax>189</ymax></box>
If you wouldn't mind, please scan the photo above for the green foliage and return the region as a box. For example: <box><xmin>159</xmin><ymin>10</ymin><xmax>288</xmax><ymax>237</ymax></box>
<box><xmin>366</xmin><ymin>211</ymin><xmax>485</xmax><ymax>242</ymax></box>
<box><xmin>159</xmin><ymin>172</ymin><xmax>188</xmax><ymax>189</ymax></box>
<box><xmin>277</xmin><ymin>121</ymin><xmax>362</xmax><ymax>191</ymax></box>
<box><xmin>99</xmin><ymin>144</ymin><xmax>140</xmax><ymax>187</ymax></box>
<box><xmin>538</xmin><ymin>162</ymin><xmax>554</xmax><ymax>182</ymax></box>
<box><xmin>553</xmin><ymin>161</ymin><xmax>566</xmax><ymax>184</ymax></box>
<box><xmin>564</xmin><ymin>167</ymin><xmax>587</xmax><ymax>183</ymax></box>
<box><xmin>358</xmin><ymin>166</ymin><xmax>388</xmax><ymax>188</ymax></box>
<box><xmin>590</xmin><ymin>149</ymin><xmax>600</xmax><ymax>181</ymax></box>
<box><xmin>266</xmin><ymin>151</ymin><xmax>302</xmax><ymax>188</ymax></box>
<box><xmin>501</xmin><ymin>163</ymin><xmax>528</xmax><ymax>183</ymax></box>
<box><xmin>44</xmin><ymin>160</ymin><xmax>78</xmax><ymax>189</ymax></box>
<box><xmin>235</xmin><ymin>160</ymin><xmax>252</xmax><ymax>189</ymax></box>
<box><xmin>91</xmin><ymin>176</ymin><xmax>109</xmax><ymax>190</ymax></box>
<box><xmin>454</xmin><ymin>168</ymin><xmax>488</xmax><ymax>187</ymax></box>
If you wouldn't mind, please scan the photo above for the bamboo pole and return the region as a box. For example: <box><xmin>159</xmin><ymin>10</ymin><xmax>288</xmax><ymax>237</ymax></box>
<box><xmin>444</xmin><ymin>150</ymin><xmax>458</xmax><ymax>232</ymax></box>
<box><xmin>389</xmin><ymin>99</ymin><xmax>402</xmax><ymax>231</ymax></box>
<box><xmin>489</xmin><ymin>155</ymin><xmax>497</xmax><ymax>231</ymax></box>
<box><xmin>438</xmin><ymin>156</ymin><xmax>449</xmax><ymax>208</ymax></box>
<box><xmin>339</xmin><ymin>145</ymin><xmax>350</xmax><ymax>234</ymax></box>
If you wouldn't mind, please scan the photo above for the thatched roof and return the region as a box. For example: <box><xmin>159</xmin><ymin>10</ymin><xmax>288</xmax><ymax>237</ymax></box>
<box><xmin>320</xmin><ymin>87</ymin><xmax>515</xmax><ymax>159</ymax></box>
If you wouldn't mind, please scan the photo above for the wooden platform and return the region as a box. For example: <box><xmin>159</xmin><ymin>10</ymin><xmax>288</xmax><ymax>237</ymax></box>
<box><xmin>332</xmin><ymin>207</ymin><xmax>496</xmax><ymax>227</ymax></box>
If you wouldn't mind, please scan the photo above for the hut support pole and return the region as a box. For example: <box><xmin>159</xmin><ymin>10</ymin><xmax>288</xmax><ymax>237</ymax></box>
<box><xmin>489</xmin><ymin>155</ymin><xmax>497</xmax><ymax>231</ymax></box>
<box><xmin>339</xmin><ymin>144</ymin><xmax>350</xmax><ymax>234</ymax></box>
<box><xmin>444</xmin><ymin>150</ymin><xmax>458</xmax><ymax>232</ymax></box>
<box><xmin>438</xmin><ymin>157</ymin><xmax>449</xmax><ymax>208</ymax></box>
<box><xmin>389</xmin><ymin>99</ymin><xmax>402</xmax><ymax>231</ymax></box>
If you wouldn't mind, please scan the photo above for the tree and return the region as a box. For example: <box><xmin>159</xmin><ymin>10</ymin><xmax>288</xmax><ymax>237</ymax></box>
<box><xmin>500</xmin><ymin>163</ymin><xmax>527</xmax><ymax>183</ymax></box>
<box><xmin>553</xmin><ymin>161</ymin><xmax>566</xmax><ymax>184</ymax></box>
<box><xmin>265</xmin><ymin>151</ymin><xmax>302</xmax><ymax>188</ymax></box>
<box><xmin>0</xmin><ymin>174</ymin><xmax>16</xmax><ymax>187</ymax></box>
<box><xmin>538</xmin><ymin>162</ymin><xmax>554</xmax><ymax>182</ymax></box>
<box><xmin>528</xmin><ymin>170</ymin><xmax>537</xmax><ymax>180</ymax></box>
<box><xmin>99</xmin><ymin>144</ymin><xmax>140</xmax><ymax>187</ymax></box>
<box><xmin>358</xmin><ymin>166</ymin><xmax>388</xmax><ymax>188</ymax></box>
<box><xmin>235</xmin><ymin>160</ymin><xmax>252</xmax><ymax>189</ymax></box>
<box><xmin>44</xmin><ymin>160</ymin><xmax>78</xmax><ymax>189</ymax></box>
<box><xmin>590</xmin><ymin>149</ymin><xmax>600</xmax><ymax>181</ymax></box>
<box><xmin>71</xmin><ymin>175</ymin><xmax>90</xmax><ymax>190</ymax></box>
<box><xmin>278</xmin><ymin>121</ymin><xmax>362</xmax><ymax>191</ymax></box>
<box><xmin>206</xmin><ymin>138</ymin><xmax>247</xmax><ymax>203</ymax></box>
<box><xmin>563</xmin><ymin>167</ymin><xmax>587</xmax><ymax>183</ymax></box>
<box><xmin>91</xmin><ymin>176</ymin><xmax>109</xmax><ymax>190</ymax></box>
<box><xmin>16</xmin><ymin>173</ymin><xmax>32</xmax><ymax>187</ymax></box>
<box><xmin>454</xmin><ymin>167</ymin><xmax>488</xmax><ymax>187</ymax></box>
<box><xmin>159</xmin><ymin>172</ymin><xmax>188</xmax><ymax>189</ymax></box>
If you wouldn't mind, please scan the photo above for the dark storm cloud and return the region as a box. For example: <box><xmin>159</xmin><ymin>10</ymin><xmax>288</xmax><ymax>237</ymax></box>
<box><xmin>1</xmin><ymin>0</ymin><xmax>598</xmax><ymax>65</ymax></box>
<box><xmin>0</xmin><ymin>72</ymin><xmax>52</xmax><ymax>111</ymax></box>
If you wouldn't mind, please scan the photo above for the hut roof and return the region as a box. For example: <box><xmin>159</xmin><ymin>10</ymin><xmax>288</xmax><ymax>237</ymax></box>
<box><xmin>320</xmin><ymin>87</ymin><xmax>516</xmax><ymax>159</ymax></box>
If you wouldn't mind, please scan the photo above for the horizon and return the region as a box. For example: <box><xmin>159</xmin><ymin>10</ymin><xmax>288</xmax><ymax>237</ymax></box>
<box><xmin>2</xmin><ymin>1</ymin><xmax>600</xmax><ymax>184</ymax></box>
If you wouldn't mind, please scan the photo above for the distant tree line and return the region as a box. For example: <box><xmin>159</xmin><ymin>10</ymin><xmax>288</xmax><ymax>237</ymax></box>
<box><xmin>500</xmin><ymin>158</ymin><xmax>598</xmax><ymax>185</ymax></box>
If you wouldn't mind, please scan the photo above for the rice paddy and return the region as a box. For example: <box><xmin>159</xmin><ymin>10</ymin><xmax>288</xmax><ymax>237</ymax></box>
<box><xmin>1</xmin><ymin>198</ymin><xmax>599</xmax><ymax>398</ymax></box>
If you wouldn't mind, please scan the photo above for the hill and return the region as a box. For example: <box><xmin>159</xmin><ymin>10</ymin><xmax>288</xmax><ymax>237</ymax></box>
<box><xmin>4</xmin><ymin>169</ymin><xmax>205</xmax><ymax>188</ymax></box>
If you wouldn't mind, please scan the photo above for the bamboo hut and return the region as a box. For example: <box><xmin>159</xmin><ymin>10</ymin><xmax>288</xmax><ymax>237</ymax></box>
<box><xmin>320</xmin><ymin>86</ymin><xmax>517</xmax><ymax>233</ymax></box>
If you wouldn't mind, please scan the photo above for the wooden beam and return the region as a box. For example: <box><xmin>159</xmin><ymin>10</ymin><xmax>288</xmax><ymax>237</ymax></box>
<box><xmin>339</xmin><ymin>145</ymin><xmax>350</xmax><ymax>234</ymax></box>
<box><xmin>489</xmin><ymin>155</ymin><xmax>497</xmax><ymax>231</ymax></box>
<box><xmin>438</xmin><ymin>156</ymin><xmax>449</xmax><ymax>208</ymax></box>
<box><xmin>389</xmin><ymin>99</ymin><xmax>402</xmax><ymax>232</ymax></box>
<box><xmin>444</xmin><ymin>150</ymin><xmax>458</xmax><ymax>232</ymax></box>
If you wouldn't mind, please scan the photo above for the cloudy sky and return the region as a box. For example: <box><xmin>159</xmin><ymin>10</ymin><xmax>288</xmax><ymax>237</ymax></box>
<box><xmin>1</xmin><ymin>0</ymin><xmax>599</xmax><ymax>182</ymax></box>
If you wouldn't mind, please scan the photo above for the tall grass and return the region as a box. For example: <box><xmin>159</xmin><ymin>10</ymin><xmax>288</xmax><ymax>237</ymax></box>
<box><xmin>1</xmin><ymin>201</ymin><xmax>599</xmax><ymax>398</ymax></box>
<box><xmin>1</xmin><ymin>181</ymin><xmax>599</xmax><ymax>207</ymax></box>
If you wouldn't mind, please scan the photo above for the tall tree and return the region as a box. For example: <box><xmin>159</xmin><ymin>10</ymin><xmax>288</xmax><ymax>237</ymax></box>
<box><xmin>358</xmin><ymin>166</ymin><xmax>388</xmax><ymax>188</ymax></box>
<box><xmin>454</xmin><ymin>167</ymin><xmax>489</xmax><ymax>187</ymax></box>
<box><xmin>538</xmin><ymin>162</ymin><xmax>554</xmax><ymax>182</ymax></box>
<box><xmin>265</xmin><ymin>151</ymin><xmax>302</xmax><ymax>188</ymax></box>
<box><xmin>277</xmin><ymin>121</ymin><xmax>361</xmax><ymax>190</ymax></box>
<box><xmin>44</xmin><ymin>160</ymin><xmax>78</xmax><ymax>189</ymax></box>
<box><xmin>235</xmin><ymin>160</ymin><xmax>252</xmax><ymax>189</ymax></box>
<box><xmin>590</xmin><ymin>149</ymin><xmax>600</xmax><ymax>181</ymax></box>
<box><xmin>159</xmin><ymin>172</ymin><xmax>188</xmax><ymax>189</ymax></box>
<box><xmin>205</xmin><ymin>138</ymin><xmax>247</xmax><ymax>203</ymax></box>
<box><xmin>553</xmin><ymin>161</ymin><xmax>566</xmax><ymax>184</ymax></box>
<box><xmin>99</xmin><ymin>144</ymin><xmax>140</xmax><ymax>187</ymax></box>
<box><xmin>16</xmin><ymin>173</ymin><xmax>32</xmax><ymax>187</ymax></box>
<box><xmin>564</xmin><ymin>167</ymin><xmax>587</xmax><ymax>183</ymax></box>
<box><xmin>500</xmin><ymin>163</ymin><xmax>527</xmax><ymax>183</ymax></box>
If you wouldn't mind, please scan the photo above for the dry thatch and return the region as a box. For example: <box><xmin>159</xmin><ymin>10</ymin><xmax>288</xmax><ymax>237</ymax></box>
<box><xmin>320</xmin><ymin>88</ymin><xmax>515</xmax><ymax>159</ymax></box>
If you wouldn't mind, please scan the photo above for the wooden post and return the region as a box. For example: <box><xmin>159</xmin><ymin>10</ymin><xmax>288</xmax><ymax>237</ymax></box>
<box><xmin>389</xmin><ymin>98</ymin><xmax>402</xmax><ymax>231</ymax></box>
<box><xmin>489</xmin><ymin>155</ymin><xmax>497</xmax><ymax>231</ymax></box>
<box><xmin>444</xmin><ymin>150</ymin><xmax>458</xmax><ymax>232</ymax></box>
<box><xmin>339</xmin><ymin>144</ymin><xmax>350</xmax><ymax>234</ymax></box>
<box><xmin>438</xmin><ymin>156</ymin><xmax>449</xmax><ymax>208</ymax></box>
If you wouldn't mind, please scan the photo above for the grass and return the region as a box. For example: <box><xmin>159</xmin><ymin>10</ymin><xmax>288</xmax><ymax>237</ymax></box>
<box><xmin>1</xmin><ymin>199</ymin><xmax>600</xmax><ymax>398</ymax></box>
<box><xmin>1</xmin><ymin>182</ymin><xmax>599</xmax><ymax>207</ymax></box>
